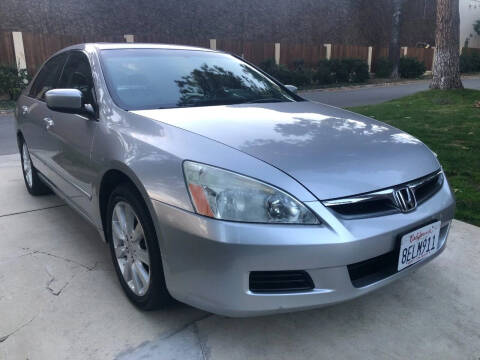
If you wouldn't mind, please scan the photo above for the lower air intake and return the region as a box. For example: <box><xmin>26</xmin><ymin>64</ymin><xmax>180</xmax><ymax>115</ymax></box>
<box><xmin>249</xmin><ymin>270</ymin><xmax>314</xmax><ymax>293</ymax></box>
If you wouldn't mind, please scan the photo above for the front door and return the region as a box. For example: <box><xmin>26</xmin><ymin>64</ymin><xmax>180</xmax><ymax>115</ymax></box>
<box><xmin>42</xmin><ymin>51</ymin><xmax>99</xmax><ymax>219</ymax></box>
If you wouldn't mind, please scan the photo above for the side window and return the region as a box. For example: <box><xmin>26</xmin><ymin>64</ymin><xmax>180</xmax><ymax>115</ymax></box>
<box><xmin>58</xmin><ymin>52</ymin><xmax>95</xmax><ymax>105</ymax></box>
<box><xmin>29</xmin><ymin>54</ymin><xmax>67</xmax><ymax>100</ymax></box>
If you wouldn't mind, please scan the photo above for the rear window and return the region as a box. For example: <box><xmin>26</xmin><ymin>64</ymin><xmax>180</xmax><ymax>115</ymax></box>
<box><xmin>99</xmin><ymin>49</ymin><xmax>295</xmax><ymax>110</ymax></box>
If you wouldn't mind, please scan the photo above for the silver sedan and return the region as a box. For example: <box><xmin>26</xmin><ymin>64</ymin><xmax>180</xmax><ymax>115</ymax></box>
<box><xmin>15</xmin><ymin>43</ymin><xmax>455</xmax><ymax>316</ymax></box>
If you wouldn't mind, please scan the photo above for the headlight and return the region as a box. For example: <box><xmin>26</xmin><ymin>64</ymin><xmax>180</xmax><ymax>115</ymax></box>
<box><xmin>183</xmin><ymin>161</ymin><xmax>320</xmax><ymax>224</ymax></box>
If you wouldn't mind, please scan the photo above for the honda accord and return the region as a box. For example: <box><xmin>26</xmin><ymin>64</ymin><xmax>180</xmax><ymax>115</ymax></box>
<box><xmin>15</xmin><ymin>43</ymin><xmax>455</xmax><ymax>316</ymax></box>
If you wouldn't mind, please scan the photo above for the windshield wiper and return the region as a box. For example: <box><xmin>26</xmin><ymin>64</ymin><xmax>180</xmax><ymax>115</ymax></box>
<box><xmin>243</xmin><ymin>98</ymin><xmax>289</xmax><ymax>104</ymax></box>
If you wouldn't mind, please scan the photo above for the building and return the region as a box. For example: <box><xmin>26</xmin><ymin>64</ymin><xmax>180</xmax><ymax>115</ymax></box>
<box><xmin>460</xmin><ymin>0</ymin><xmax>480</xmax><ymax>48</ymax></box>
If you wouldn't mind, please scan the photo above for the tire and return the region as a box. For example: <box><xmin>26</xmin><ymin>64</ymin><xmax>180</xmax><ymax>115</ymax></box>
<box><xmin>20</xmin><ymin>139</ymin><xmax>51</xmax><ymax>196</ymax></box>
<box><xmin>106</xmin><ymin>183</ymin><xmax>171</xmax><ymax>310</ymax></box>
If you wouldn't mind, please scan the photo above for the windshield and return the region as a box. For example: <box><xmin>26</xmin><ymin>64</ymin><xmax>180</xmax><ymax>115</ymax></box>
<box><xmin>99</xmin><ymin>49</ymin><xmax>296</xmax><ymax>110</ymax></box>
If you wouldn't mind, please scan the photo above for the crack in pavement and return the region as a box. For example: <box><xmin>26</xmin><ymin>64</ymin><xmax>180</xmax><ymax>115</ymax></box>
<box><xmin>114</xmin><ymin>313</ymin><xmax>214</xmax><ymax>360</ymax></box>
<box><xmin>0</xmin><ymin>204</ymin><xmax>66</xmax><ymax>218</ymax></box>
<box><xmin>0</xmin><ymin>315</ymin><xmax>37</xmax><ymax>344</ymax></box>
<box><xmin>193</xmin><ymin>322</ymin><xmax>209</xmax><ymax>360</ymax></box>
<box><xmin>20</xmin><ymin>247</ymin><xmax>96</xmax><ymax>271</ymax></box>
<box><xmin>44</xmin><ymin>262</ymin><xmax>98</xmax><ymax>297</ymax></box>
<box><xmin>160</xmin><ymin>313</ymin><xmax>213</xmax><ymax>342</ymax></box>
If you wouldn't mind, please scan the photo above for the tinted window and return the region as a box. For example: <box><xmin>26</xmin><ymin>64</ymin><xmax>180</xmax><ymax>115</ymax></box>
<box><xmin>58</xmin><ymin>52</ymin><xmax>95</xmax><ymax>105</ymax></box>
<box><xmin>29</xmin><ymin>54</ymin><xmax>67</xmax><ymax>100</ymax></box>
<box><xmin>100</xmin><ymin>49</ymin><xmax>296</xmax><ymax>110</ymax></box>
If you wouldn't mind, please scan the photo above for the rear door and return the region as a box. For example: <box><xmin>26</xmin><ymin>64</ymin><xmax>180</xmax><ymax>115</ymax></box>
<box><xmin>42</xmin><ymin>50</ymin><xmax>99</xmax><ymax>218</ymax></box>
<box><xmin>19</xmin><ymin>53</ymin><xmax>67</xmax><ymax>176</ymax></box>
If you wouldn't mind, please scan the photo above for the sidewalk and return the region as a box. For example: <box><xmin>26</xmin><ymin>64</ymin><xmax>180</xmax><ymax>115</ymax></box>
<box><xmin>1</xmin><ymin>154</ymin><xmax>479</xmax><ymax>360</ymax></box>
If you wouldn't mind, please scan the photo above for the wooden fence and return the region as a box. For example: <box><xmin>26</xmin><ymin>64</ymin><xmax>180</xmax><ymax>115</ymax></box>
<box><xmin>0</xmin><ymin>31</ymin><xmax>15</xmax><ymax>67</ymax></box>
<box><xmin>331</xmin><ymin>44</ymin><xmax>369</xmax><ymax>61</ymax></box>
<box><xmin>216</xmin><ymin>39</ymin><xmax>275</xmax><ymax>65</ymax></box>
<box><xmin>0</xmin><ymin>30</ymin><xmax>437</xmax><ymax>76</ymax></box>
<box><xmin>371</xmin><ymin>46</ymin><xmax>434</xmax><ymax>72</ymax></box>
<box><xmin>279</xmin><ymin>43</ymin><xmax>326</xmax><ymax>67</ymax></box>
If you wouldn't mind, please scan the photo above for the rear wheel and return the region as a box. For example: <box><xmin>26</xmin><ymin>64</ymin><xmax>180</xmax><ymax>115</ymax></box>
<box><xmin>106</xmin><ymin>183</ymin><xmax>170</xmax><ymax>310</ymax></box>
<box><xmin>20</xmin><ymin>141</ymin><xmax>51</xmax><ymax>195</ymax></box>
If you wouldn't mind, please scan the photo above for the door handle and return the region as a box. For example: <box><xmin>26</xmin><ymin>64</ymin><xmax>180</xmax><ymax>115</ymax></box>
<box><xmin>21</xmin><ymin>105</ymin><xmax>29</xmax><ymax>116</ymax></box>
<box><xmin>43</xmin><ymin>117</ymin><xmax>54</xmax><ymax>130</ymax></box>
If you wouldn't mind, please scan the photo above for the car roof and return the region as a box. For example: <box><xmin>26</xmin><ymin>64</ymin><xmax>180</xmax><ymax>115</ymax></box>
<box><xmin>59</xmin><ymin>42</ymin><xmax>214</xmax><ymax>53</ymax></box>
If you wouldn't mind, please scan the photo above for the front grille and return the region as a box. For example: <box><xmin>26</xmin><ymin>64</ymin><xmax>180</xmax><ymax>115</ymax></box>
<box><xmin>414</xmin><ymin>172</ymin><xmax>443</xmax><ymax>203</ymax></box>
<box><xmin>323</xmin><ymin>171</ymin><xmax>444</xmax><ymax>218</ymax></box>
<box><xmin>329</xmin><ymin>198</ymin><xmax>397</xmax><ymax>217</ymax></box>
<box><xmin>249</xmin><ymin>271</ymin><xmax>314</xmax><ymax>293</ymax></box>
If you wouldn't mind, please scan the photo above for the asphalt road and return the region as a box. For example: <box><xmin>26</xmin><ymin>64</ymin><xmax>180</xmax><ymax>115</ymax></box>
<box><xmin>2</xmin><ymin>77</ymin><xmax>480</xmax><ymax>156</ymax></box>
<box><xmin>301</xmin><ymin>77</ymin><xmax>480</xmax><ymax>107</ymax></box>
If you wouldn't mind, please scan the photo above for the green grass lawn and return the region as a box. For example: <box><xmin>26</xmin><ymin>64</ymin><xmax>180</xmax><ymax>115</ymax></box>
<box><xmin>349</xmin><ymin>89</ymin><xmax>480</xmax><ymax>227</ymax></box>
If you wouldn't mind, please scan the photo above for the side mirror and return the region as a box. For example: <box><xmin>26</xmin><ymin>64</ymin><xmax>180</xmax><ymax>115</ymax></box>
<box><xmin>284</xmin><ymin>84</ymin><xmax>298</xmax><ymax>94</ymax></box>
<box><xmin>45</xmin><ymin>89</ymin><xmax>95</xmax><ymax>117</ymax></box>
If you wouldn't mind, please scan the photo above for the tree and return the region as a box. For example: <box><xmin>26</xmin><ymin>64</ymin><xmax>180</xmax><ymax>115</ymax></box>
<box><xmin>389</xmin><ymin>0</ymin><xmax>405</xmax><ymax>79</ymax></box>
<box><xmin>474</xmin><ymin>18</ymin><xmax>480</xmax><ymax>37</ymax></box>
<box><xmin>430</xmin><ymin>0</ymin><xmax>463</xmax><ymax>89</ymax></box>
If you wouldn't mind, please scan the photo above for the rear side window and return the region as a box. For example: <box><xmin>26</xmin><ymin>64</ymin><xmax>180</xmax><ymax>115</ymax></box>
<box><xmin>29</xmin><ymin>53</ymin><xmax>67</xmax><ymax>100</ymax></box>
<box><xmin>57</xmin><ymin>52</ymin><xmax>95</xmax><ymax>105</ymax></box>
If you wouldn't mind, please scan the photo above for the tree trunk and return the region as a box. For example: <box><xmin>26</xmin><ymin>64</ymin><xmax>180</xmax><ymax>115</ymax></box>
<box><xmin>430</xmin><ymin>0</ymin><xmax>463</xmax><ymax>89</ymax></box>
<box><xmin>389</xmin><ymin>0</ymin><xmax>403</xmax><ymax>79</ymax></box>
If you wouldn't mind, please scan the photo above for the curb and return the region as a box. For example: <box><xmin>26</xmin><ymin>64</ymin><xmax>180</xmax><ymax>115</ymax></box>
<box><xmin>299</xmin><ymin>75</ymin><xmax>480</xmax><ymax>93</ymax></box>
<box><xmin>299</xmin><ymin>80</ymin><xmax>425</xmax><ymax>93</ymax></box>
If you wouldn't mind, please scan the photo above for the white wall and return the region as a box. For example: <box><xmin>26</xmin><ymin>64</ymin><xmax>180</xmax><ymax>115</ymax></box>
<box><xmin>460</xmin><ymin>0</ymin><xmax>480</xmax><ymax>48</ymax></box>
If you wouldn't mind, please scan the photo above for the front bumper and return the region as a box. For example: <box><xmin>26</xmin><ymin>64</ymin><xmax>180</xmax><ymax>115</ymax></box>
<box><xmin>151</xmin><ymin>179</ymin><xmax>455</xmax><ymax>317</ymax></box>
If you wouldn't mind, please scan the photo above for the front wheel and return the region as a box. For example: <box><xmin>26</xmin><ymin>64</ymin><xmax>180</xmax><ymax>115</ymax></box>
<box><xmin>20</xmin><ymin>141</ymin><xmax>51</xmax><ymax>196</ymax></box>
<box><xmin>106</xmin><ymin>183</ymin><xmax>171</xmax><ymax>310</ymax></box>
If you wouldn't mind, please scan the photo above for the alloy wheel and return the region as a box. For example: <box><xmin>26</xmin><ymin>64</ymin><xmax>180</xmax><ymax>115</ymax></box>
<box><xmin>22</xmin><ymin>143</ymin><xmax>33</xmax><ymax>188</ymax></box>
<box><xmin>111</xmin><ymin>201</ymin><xmax>151</xmax><ymax>296</ymax></box>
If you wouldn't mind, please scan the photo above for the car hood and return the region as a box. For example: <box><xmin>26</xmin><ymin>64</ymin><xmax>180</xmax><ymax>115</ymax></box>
<box><xmin>133</xmin><ymin>101</ymin><xmax>440</xmax><ymax>200</ymax></box>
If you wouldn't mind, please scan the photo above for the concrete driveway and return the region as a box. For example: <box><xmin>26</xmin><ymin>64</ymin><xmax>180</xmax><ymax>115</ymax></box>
<box><xmin>1</xmin><ymin>153</ymin><xmax>480</xmax><ymax>360</ymax></box>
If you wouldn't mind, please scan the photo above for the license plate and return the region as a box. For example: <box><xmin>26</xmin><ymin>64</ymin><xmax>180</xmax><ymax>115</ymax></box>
<box><xmin>397</xmin><ymin>221</ymin><xmax>441</xmax><ymax>271</ymax></box>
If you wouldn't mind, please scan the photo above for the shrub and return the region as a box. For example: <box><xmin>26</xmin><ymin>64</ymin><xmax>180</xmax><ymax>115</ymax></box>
<box><xmin>460</xmin><ymin>50</ymin><xmax>480</xmax><ymax>73</ymax></box>
<box><xmin>260</xmin><ymin>57</ymin><xmax>369</xmax><ymax>87</ymax></box>
<box><xmin>259</xmin><ymin>58</ymin><xmax>314</xmax><ymax>87</ymax></box>
<box><xmin>346</xmin><ymin>58</ymin><xmax>370</xmax><ymax>83</ymax></box>
<box><xmin>329</xmin><ymin>59</ymin><xmax>350</xmax><ymax>82</ymax></box>
<box><xmin>314</xmin><ymin>58</ymin><xmax>369</xmax><ymax>85</ymax></box>
<box><xmin>290</xmin><ymin>59</ymin><xmax>314</xmax><ymax>87</ymax></box>
<box><xmin>327</xmin><ymin>58</ymin><xmax>369</xmax><ymax>83</ymax></box>
<box><xmin>258</xmin><ymin>58</ymin><xmax>278</xmax><ymax>75</ymax></box>
<box><xmin>374</xmin><ymin>58</ymin><xmax>393</xmax><ymax>78</ymax></box>
<box><xmin>314</xmin><ymin>59</ymin><xmax>334</xmax><ymax>84</ymax></box>
<box><xmin>259</xmin><ymin>58</ymin><xmax>295</xmax><ymax>84</ymax></box>
<box><xmin>398</xmin><ymin>57</ymin><xmax>426</xmax><ymax>78</ymax></box>
<box><xmin>0</xmin><ymin>66</ymin><xmax>30</xmax><ymax>100</ymax></box>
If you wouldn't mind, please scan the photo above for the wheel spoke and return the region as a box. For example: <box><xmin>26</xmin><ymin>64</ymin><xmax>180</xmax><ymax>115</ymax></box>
<box><xmin>22</xmin><ymin>144</ymin><xmax>33</xmax><ymax>187</ymax></box>
<box><xmin>124</xmin><ymin>205</ymin><xmax>135</xmax><ymax>236</ymax></box>
<box><xmin>133</xmin><ymin>260</ymin><xmax>149</xmax><ymax>290</ymax></box>
<box><xmin>114</xmin><ymin>204</ymin><xmax>128</xmax><ymax>234</ymax></box>
<box><xmin>131</xmin><ymin>223</ymin><xmax>144</xmax><ymax>243</ymax></box>
<box><xmin>136</xmin><ymin>246</ymin><xmax>150</xmax><ymax>266</ymax></box>
<box><xmin>122</xmin><ymin>258</ymin><xmax>133</xmax><ymax>283</ymax></box>
<box><xmin>114</xmin><ymin>244</ymin><xmax>127</xmax><ymax>258</ymax></box>
<box><xmin>112</xmin><ymin>220</ymin><xmax>125</xmax><ymax>241</ymax></box>
<box><xmin>131</xmin><ymin>262</ymin><xmax>142</xmax><ymax>293</ymax></box>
